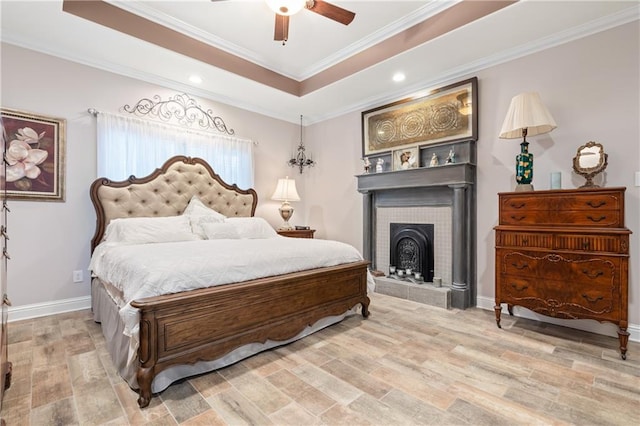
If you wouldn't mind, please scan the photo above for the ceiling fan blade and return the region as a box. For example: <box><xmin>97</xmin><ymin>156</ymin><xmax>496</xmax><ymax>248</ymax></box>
<box><xmin>274</xmin><ymin>14</ymin><xmax>290</xmax><ymax>42</ymax></box>
<box><xmin>307</xmin><ymin>0</ymin><xmax>355</xmax><ymax>25</ymax></box>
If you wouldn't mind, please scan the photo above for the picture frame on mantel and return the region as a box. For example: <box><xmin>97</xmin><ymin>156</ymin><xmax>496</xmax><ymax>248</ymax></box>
<box><xmin>392</xmin><ymin>146</ymin><xmax>420</xmax><ymax>171</ymax></box>
<box><xmin>361</xmin><ymin>77</ymin><xmax>478</xmax><ymax>156</ymax></box>
<box><xmin>1</xmin><ymin>107</ymin><xmax>66</xmax><ymax>201</ymax></box>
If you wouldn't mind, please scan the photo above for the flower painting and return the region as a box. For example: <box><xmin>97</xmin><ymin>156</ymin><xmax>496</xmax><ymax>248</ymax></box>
<box><xmin>1</xmin><ymin>108</ymin><xmax>65</xmax><ymax>201</ymax></box>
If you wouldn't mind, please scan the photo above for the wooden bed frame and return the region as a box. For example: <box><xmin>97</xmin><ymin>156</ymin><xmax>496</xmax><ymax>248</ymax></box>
<box><xmin>90</xmin><ymin>156</ymin><xmax>370</xmax><ymax>408</ymax></box>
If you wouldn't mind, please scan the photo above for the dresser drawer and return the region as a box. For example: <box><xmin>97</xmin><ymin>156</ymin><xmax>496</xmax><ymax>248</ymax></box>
<box><xmin>554</xmin><ymin>234</ymin><xmax>628</xmax><ymax>254</ymax></box>
<box><xmin>495</xmin><ymin>231</ymin><xmax>553</xmax><ymax>249</ymax></box>
<box><xmin>499</xmin><ymin>188</ymin><xmax>624</xmax><ymax>227</ymax></box>
<box><xmin>498</xmin><ymin>274</ymin><xmax>619</xmax><ymax>321</ymax></box>
<box><xmin>499</xmin><ymin>209</ymin><xmax>621</xmax><ymax>227</ymax></box>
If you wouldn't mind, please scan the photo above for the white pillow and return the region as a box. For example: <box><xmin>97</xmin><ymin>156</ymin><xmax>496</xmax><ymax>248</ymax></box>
<box><xmin>201</xmin><ymin>222</ymin><xmax>241</xmax><ymax>240</ymax></box>
<box><xmin>225</xmin><ymin>217</ymin><xmax>278</xmax><ymax>239</ymax></box>
<box><xmin>182</xmin><ymin>195</ymin><xmax>226</xmax><ymax>237</ymax></box>
<box><xmin>104</xmin><ymin>216</ymin><xmax>198</xmax><ymax>244</ymax></box>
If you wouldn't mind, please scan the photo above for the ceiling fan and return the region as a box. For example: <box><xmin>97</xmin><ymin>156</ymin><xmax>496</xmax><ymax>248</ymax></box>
<box><xmin>211</xmin><ymin>0</ymin><xmax>356</xmax><ymax>44</ymax></box>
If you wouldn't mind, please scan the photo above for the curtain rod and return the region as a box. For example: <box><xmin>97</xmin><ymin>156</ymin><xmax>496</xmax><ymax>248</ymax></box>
<box><xmin>86</xmin><ymin>107</ymin><xmax>258</xmax><ymax>145</ymax></box>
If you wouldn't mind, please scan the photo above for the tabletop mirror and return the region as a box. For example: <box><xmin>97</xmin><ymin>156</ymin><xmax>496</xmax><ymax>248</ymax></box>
<box><xmin>572</xmin><ymin>141</ymin><xmax>608</xmax><ymax>188</ymax></box>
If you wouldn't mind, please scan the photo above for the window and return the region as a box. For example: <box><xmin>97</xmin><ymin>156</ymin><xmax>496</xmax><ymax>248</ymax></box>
<box><xmin>96</xmin><ymin>112</ymin><xmax>254</xmax><ymax>188</ymax></box>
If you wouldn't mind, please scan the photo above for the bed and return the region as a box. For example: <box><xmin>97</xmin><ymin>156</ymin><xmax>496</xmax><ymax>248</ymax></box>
<box><xmin>89</xmin><ymin>155</ymin><xmax>371</xmax><ymax>408</ymax></box>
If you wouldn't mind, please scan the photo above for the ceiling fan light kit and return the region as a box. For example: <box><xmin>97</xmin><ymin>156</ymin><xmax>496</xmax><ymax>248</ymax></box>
<box><xmin>212</xmin><ymin>0</ymin><xmax>355</xmax><ymax>44</ymax></box>
<box><xmin>266</xmin><ymin>0</ymin><xmax>356</xmax><ymax>44</ymax></box>
<box><xmin>265</xmin><ymin>0</ymin><xmax>307</xmax><ymax>16</ymax></box>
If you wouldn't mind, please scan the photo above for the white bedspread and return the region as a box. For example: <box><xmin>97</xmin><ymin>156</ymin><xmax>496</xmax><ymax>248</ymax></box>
<box><xmin>90</xmin><ymin>236</ymin><xmax>372</xmax><ymax>365</ymax></box>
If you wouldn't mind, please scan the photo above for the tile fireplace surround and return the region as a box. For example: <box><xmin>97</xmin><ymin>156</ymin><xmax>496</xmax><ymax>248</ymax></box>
<box><xmin>356</xmin><ymin>142</ymin><xmax>476</xmax><ymax>309</ymax></box>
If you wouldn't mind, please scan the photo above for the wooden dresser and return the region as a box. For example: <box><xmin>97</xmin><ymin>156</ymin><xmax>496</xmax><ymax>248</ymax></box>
<box><xmin>494</xmin><ymin>187</ymin><xmax>631</xmax><ymax>359</ymax></box>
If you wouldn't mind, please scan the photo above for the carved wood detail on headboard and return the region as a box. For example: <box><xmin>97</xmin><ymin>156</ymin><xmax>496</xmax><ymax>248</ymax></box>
<box><xmin>89</xmin><ymin>156</ymin><xmax>257</xmax><ymax>252</ymax></box>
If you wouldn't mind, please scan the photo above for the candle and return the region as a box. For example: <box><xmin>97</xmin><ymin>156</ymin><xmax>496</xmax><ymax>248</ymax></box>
<box><xmin>389</xmin><ymin>266</ymin><xmax>396</xmax><ymax>274</ymax></box>
<box><xmin>433</xmin><ymin>277</ymin><xmax>442</xmax><ymax>287</ymax></box>
<box><xmin>414</xmin><ymin>272</ymin><xmax>422</xmax><ymax>280</ymax></box>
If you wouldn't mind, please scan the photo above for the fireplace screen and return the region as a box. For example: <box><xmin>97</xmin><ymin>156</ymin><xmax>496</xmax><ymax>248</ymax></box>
<box><xmin>390</xmin><ymin>223</ymin><xmax>435</xmax><ymax>282</ymax></box>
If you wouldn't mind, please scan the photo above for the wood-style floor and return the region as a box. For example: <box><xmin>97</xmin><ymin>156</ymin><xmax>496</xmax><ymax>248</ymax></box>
<box><xmin>1</xmin><ymin>292</ymin><xmax>639</xmax><ymax>425</ymax></box>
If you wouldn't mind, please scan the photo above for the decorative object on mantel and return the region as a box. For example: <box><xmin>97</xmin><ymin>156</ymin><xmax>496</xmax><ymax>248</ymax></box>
<box><xmin>288</xmin><ymin>115</ymin><xmax>315</xmax><ymax>174</ymax></box>
<box><xmin>445</xmin><ymin>148</ymin><xmax>456</xmax><ymax>164</ymax></box>
<box><xmin>429</xmin><ymin>153</ymin><xmax>439</xmax><ymax>167</ymax></box>
<box><xmin>376</xmin><ymin>158</ymin><xmax>384</xmax><ymax>173</ymax></box>
<box><xmin>271</xmin><ymin>176</ymin><xmax>300</xmax><ymax>230</ymax></box>
<box><xmin>0</xmin><ymin>107</ymin><xmax>66</xmax><ymax>201</ymax></box>
<box><xmin>499</xmin><ymin>91</ymin><xmax>557</xmax><ymax>191</ymax></box>
<box><xmin>362</xmin><ymin>157</ymin><xmax>371</xmax><ymax>174</ymax></box>
<box><xmin>119</xmin><ymin>93</ymin><xmax>235</xmax><ymax>134</ymax></box>
<box><xmin>361</xmin><ymin>77</ymin><xmax>478</xmax><ymax>156</ymax></box>
<box><xmin>573</xmin><ymin>141</ymin><xmax>608</xmax><ymax>188</ymax></box>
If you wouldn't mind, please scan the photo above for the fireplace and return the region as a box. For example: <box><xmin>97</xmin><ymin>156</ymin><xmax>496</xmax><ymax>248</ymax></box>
<box><xmin>356</xmin><ymin>140</ymin><xmax>476</xmax><ymax>309</ymax></box>
<box><xmin>390</xmin><ymin>223</ymin><xmax>434</xmax><ymax>283</ymax></box>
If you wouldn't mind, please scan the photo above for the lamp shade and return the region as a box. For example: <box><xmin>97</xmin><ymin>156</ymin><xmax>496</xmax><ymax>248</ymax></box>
<box><xmin>499</xmin><ymin>92</ymin><xmax>557</xmax><ymax>139</ymax></box>
<box><xmin>271</xmin><ymin>177</ymin><xmax>300</xmax><ymax>202</ymax></box>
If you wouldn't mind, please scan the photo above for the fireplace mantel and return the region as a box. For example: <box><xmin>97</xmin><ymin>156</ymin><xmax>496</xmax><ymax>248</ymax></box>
<box><xmin>356</xmin><ymin>160</ymin><xmax>476</xmax><ymax>309</ymax></box>
<box><xmin>357</xmin><ymin>163</ymin><xmax>475</xmax><ymax>193</ymax></box>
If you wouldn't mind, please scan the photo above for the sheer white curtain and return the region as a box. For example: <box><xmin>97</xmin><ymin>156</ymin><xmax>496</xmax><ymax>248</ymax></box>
<box><xmin>97</xmin><ymin>112</ymin><xmax>254</xmax><ymax>188</ymax></box>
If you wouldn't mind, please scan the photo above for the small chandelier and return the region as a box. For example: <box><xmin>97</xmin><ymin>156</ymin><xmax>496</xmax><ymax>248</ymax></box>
<box><xmin>288</xmin><ymin>114</ymin><xmax>315</xmax><ymax>174</ymax></box>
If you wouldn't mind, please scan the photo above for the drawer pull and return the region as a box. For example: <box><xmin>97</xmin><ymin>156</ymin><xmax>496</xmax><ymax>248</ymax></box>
<box><xmin>2</xmin><ymin>295</ymin><xmax>10</xmax><ymax>307</ymax></box>
<box><xmin>0</xmin><ymin>225</ymin><xmax>7</xmax><ymax>240</ymax></box>
<box><xmin>586</xmin><ymin>201</ymin><xmax>606</xmax><ymax>208</ymax></box>
<box><xmin>587</xmin><ymin>215</ymin><xmax>606</xmax><ymax>223</ymax></box>
<box><xmin>2</xmin><ymin>248</ymin><xmax>9</xmax><ymax>260</ymax></box>
<box><xmin>510</xmin><ymin>215</ymin><xmax>526</xmax><ymax>221</ymax></box>
<box><xmin>582</xmin><ymin>241</ymin><xmax>590</xmax><ymax>249</ymax></box>
<box><xmin>582</xmin><ymin>269</ymin><xmax>604</xmax><ymax>279</ymax></box>
<box><xmin>510</xmin><ymin>283</ymin><xmax>529</xmax><ymax>292</ymax></box>
<box><xmin>582</xmin><ymin>293</ymin><xmax>604</xmax><ymax>303</ymax></box>
<box><xmin>511</xmin><ymin>261</ymin><xmax>530</xmax><ymax>270</ymax></box>
<box><xmin>509</xmin><ymin>202</ymin><xmax>526</xmax><ymax>209</ymax></box>
<box><xmin>521</xmin><ymin>238</ymin><xmax>529</xmax><ymax>245</ymax></box>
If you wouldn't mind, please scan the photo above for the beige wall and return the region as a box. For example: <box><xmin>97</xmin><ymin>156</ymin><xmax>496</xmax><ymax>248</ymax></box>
<box><xmin>2</xmin><ymin>21</ymin><xmax>638</xmax><ymax>338</ymax></box>
<box><xmin>303</xmin><ymin>21</ymin><xmax>640</xmax><ymax>334</ymax></box>
<box><xmin>1</xmin><ymin>43</ymin><xmax>302</xmax><ymax>312</ymax></box>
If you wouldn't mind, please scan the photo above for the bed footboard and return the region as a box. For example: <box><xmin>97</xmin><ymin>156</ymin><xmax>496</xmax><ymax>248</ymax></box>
<box><xmin>131</xmin><ymin>260</ymin><xmax>370</xmax><ymax>408</ymax></box>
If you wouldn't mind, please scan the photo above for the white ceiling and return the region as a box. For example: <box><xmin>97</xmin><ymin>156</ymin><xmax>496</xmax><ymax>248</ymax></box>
<box><xmin>1</xmin><ymin>1</ymin><xmax>638</xmax><ymax>124</ymax></box>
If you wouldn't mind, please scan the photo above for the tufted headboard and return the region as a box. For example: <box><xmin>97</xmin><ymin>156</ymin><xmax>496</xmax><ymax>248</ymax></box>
<box><xmin>89</xmin><ymin>155</ymin><xmax>257</xmax><ymax>252</ymax></box>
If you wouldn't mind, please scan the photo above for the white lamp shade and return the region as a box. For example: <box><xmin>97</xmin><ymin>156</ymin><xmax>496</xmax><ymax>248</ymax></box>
<box><xmin>271</xmin><ymin>177</ymin><xmax>300</xmax><ymax>202</ymax></box>
<box><xmin>499</xmin><ymin>92</ymin><xmax>557</xmax><ymax>139</ymax></box>
<box><xmin>265</xmin><ymin>0</ymin><xmax>306</xmax><ymax>16</ymax></box>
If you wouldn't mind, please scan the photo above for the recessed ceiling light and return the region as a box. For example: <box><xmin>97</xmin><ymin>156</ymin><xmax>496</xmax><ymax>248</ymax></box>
<box><xmin>392</xmin><ymin>72</ymin><xmax>406</xmax><ymax>82</ymax></box>
<box><xmin>189</xmin><ymin>75</ymin><xmax>202</xmax><ymax>84</ymax></box>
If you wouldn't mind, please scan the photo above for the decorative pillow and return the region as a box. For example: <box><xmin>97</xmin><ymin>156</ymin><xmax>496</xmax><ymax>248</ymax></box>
<box><xmin>201</xmin><ymin>222</ymin><xmax>241</xmax><ymax>240</ymax></box>
<box><xmin>104</xmin><ymin>215</ymin><xmax>199</xmax><ymax>244</ymax></box>
<box><xmin>225</xmin><ymin>217</ymin><xmax>278</xmax><ymax>239</ymax></box>
<box><xmin>182</xmin><ymin>195</ymin><xmax>226</xmax><ymax>237</ymax></box>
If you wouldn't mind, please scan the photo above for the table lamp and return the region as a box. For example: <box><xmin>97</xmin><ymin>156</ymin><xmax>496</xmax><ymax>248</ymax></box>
<box><xmin>499</xmin><ymin>92</ymin><xmax>557</xmax><ymax>191</ymax></box>
<box><xmin>271</xmin><ymin>176</ymin><xmax>300</xmax><ymax>230</ymax></box>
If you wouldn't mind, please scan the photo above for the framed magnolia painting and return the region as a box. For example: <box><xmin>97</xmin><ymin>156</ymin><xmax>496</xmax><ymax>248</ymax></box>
<box><xmin>362</xmin><ymin>77</ymin><xmax>478</xmax><ymax>156</ymax></box>
<box><xmin>1</xmin><ymin>108</ymin><xmax>66</xmax><ymax>201</ymax></box>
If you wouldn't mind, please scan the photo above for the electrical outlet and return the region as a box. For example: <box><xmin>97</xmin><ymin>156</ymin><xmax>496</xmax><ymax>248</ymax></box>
<box><xmin>73</xmin><ymin>270</ymin><xmax>83</xmax><ymax>283</ymax></box>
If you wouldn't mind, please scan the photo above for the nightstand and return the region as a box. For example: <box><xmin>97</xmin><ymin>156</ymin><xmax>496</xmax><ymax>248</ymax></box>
<box><xmin>277</xmin><ymin>229</ymin><xmax>315</xmax><ymax>239</ymax></box>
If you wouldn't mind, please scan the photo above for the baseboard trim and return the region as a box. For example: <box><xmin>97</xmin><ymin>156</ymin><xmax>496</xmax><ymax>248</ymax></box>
<box><xmin>7</xmin><ymin>296</ymin><xmax>91</xmax><ymax>322</ymax></box>
<box><xmin>477</xmin><ymin>296</ymin><xmax>640</xmax><ymax>343</ymax></box>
